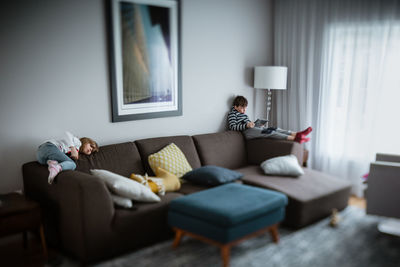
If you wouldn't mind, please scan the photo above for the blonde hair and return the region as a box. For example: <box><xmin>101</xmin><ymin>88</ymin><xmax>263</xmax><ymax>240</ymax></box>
<box><xmin>79</xmin><ymin>137</ymin><xmax>99</xmax><ymax>153</ymax></box>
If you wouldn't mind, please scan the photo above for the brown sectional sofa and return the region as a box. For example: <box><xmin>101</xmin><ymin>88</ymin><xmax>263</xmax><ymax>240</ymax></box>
<box><xmin>22</xmin><ymin>131</ymin><xmax>351</xmax><ymax>263</ymax></box>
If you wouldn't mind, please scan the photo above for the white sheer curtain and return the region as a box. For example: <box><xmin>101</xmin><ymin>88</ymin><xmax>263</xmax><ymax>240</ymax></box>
<box><xmin>273</xmin><ymin>0</ymin><xmax>327</xmax><ymax>132</ymax></box>
<box><xmin>273</xmin><ymin>0</ymin><xmax>400</xmax><ymax>196</ymax></box>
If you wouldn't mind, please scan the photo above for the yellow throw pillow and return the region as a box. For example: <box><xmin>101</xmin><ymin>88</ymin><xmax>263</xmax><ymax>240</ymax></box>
<box><xmin>130</xmin><ymin>173</ymin><xmax>165</xmax><ymax>195</ymax></box>
<box><xmin>155</xmin><ymin>167</ymin><xmax>181</xmax><ymax>192</ymax></box>
<box><xmin>148</xmin><ymin>143</ymin><xmax>192</xmax><ymax>178</ymax></box>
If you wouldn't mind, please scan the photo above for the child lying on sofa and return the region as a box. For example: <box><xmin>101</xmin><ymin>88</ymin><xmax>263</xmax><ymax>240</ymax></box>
<box><xmin>227</xmin><ymin>95</ymin><xmax>312</xmax><ymax>143</ymax></box>
<box><xmin>36</xmin><ymin>131</ymin><xmax>98</xmax><ymax>184</ymax></box>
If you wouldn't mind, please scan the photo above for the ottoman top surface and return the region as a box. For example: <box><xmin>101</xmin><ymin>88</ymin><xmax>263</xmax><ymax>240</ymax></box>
<box><xmin>169</xmin><ymin>183</ymin><xmax>288</xmax><ymax>227</ymax></box>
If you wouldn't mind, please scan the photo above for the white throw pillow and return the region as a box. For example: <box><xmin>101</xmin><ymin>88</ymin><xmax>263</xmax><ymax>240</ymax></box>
<box><xmin>111</xmin><ymin>194</ymin><xmax>133</xmax><ymax>208</ymax></box>
<box><xmin>260</xmin><ymin>154</ymin><xmax>304</xmax><ymax>177</ymax></box>
<box><xmin>90</xmin><ymin>169</ymin><xmax>160</xmax><ymax>202</ymax></box>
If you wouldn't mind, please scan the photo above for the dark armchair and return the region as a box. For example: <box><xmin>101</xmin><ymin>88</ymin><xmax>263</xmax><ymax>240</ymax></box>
<box><xmin>366</xmin><ymin>153</ymin><xmax>400</xmax><ymax>236</ymax></box>
<box><xmin>366</xmin><ymin>153</ymin><xmax>400</xmax><ymax>219</ymax></box>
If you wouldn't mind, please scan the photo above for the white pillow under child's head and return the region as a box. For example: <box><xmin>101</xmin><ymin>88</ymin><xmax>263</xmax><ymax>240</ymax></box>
<box><xmin>260</xmin><ymin>154</ymin><xmax>304</xmax><ymax>177</ymax></box>
<box><xmin>90</xmin><ymin>169</ymin><xmax>160</xmax><ymax>202</ymax></box>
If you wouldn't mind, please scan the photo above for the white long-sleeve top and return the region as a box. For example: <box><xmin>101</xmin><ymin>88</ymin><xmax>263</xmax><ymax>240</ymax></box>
<box><xmin>47</xmin><ymin>131</ymin><xmax>81</xmax><ymax>153</ymax></box>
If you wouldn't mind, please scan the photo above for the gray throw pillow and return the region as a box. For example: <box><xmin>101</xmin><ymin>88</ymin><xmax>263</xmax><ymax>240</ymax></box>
<box><xmin>260</xmin><ymin>155</ymin><xmax>304</xmax><ymax>177</ymax></box>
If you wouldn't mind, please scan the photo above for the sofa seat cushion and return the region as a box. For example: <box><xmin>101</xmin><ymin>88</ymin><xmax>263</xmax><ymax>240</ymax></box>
<box><xmin>237</xmin><ymin>165</ymin><xmax>351</xmax><ymax>202</ymax></box>
<box><xmin>177</xmin><ymin>179</ymin><xmax>244</xmax><ymax>195</ymax></box>
<box><xmin>177</xmin><ymin>182</ymin><xmax>210</xmax><ymax>195</ymax></box>
<box><xmin>111</xmin><ymin>192</ymin><xmax>183</xmax><ymax>252</ymax></box>
<box><xmin>113</xmin><ymin>192</ymin><xmax>182</xmax><ymax>231</ymax></box>
<box><xmin>236</xmin><ymin>165</ymin><xmax>352</xmax><ymax>228</ymax></box>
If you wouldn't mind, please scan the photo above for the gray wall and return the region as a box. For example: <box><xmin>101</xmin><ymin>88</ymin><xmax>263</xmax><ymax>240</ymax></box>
<box><xmin>0</xmin><ymin>0</ymin><xmax>272</xmax><ymax>193</ymax></box>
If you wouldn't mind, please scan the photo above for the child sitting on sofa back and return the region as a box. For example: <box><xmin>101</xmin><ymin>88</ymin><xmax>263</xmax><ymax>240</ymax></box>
<box><xmin>36</xmin><ymin>131</ymin><xmax>98</xmax><ymax>184</ymax></box>
<box><xmin>227</xmin><ymin>95</ymin><xmax>312</xmax><ymax>142</ymax></box>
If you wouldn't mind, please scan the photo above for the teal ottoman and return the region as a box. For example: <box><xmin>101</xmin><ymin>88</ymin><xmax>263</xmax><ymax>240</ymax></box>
<box><xmin>168</xmin><ymin>183</ymin><xmax>288</xmax><ymax>266</ymax></box>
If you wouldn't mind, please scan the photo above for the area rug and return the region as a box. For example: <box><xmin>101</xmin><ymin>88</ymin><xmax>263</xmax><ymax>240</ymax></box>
<box><xmin>56</xmin><ymin>206</ymin><xmax>400</xmax><ymax>267</ymax></box>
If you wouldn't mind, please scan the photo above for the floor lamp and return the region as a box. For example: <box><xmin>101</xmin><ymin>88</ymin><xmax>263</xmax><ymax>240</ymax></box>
<box><xmin>254</xmin><ymin>66</ymin><xmax>287</xmax><ymax>128</ymax></box>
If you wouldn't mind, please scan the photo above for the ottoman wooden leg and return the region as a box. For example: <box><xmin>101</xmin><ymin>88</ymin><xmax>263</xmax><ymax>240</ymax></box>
<box><xmin>221</xmin><ymin>245</ymin><xmax>230</xmax><ymax>267</ymax></box>
<box><xmin>172</xmin><ymin>228</ymin><xmax>185</xmax><ymax>248</ymax></box>
<box><xmin>269</xmin><ymin>224</ymin><xmax>279</xmax><ymax>243</ymax></box>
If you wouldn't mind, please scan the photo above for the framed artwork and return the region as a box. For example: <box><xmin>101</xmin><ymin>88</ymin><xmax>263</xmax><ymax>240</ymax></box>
<box><xmin>109</xmin><ymin>0</ymin><xmax>181</xmax><ymax>122</ymax></box>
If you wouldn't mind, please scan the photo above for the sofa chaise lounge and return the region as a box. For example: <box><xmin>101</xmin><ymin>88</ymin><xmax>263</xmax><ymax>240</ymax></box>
<box><xmin>22</xmin><ymin>131</ymin><xmax>351</xmax><ymax>263</ymax></box>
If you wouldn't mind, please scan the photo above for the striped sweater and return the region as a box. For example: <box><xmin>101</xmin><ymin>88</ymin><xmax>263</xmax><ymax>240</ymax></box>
<box><xmin>227</xmin><ymin>107</ymin><xmax>250</xmax><ymax>131</ymax></box>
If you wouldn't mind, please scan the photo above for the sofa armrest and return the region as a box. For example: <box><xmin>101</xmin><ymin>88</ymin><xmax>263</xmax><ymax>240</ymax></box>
<box><xmin>246</xmin><ymin>139</ymin><xmax>304</xmax><ymax>165</ymax></box>
<box><xmin>376</xmin><ymin>153</ymin><xmax>400</xmax><ymax>163</ymax></box>
<box><xmin>366</xmin><ymin>161</ymin><xmax>400</xmax><ymax>218</ymax></box>
<box><xmin>22</xmin><ymin>162</ymin><xmax>115</xmax><ymax>261</ymax></box>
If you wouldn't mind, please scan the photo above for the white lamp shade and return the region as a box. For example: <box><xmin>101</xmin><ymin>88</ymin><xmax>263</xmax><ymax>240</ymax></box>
<box><xmin>254</xmin><ymin>66</ymin><xmax>287</xmax><ymax>90</ymax></box>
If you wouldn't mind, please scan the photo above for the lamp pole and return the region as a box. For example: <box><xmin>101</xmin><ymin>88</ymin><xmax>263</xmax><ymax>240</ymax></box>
<box><xmin>266</xmin><ymin>89</ymin><xmax>272</xmax><ymax>128</ymax></box>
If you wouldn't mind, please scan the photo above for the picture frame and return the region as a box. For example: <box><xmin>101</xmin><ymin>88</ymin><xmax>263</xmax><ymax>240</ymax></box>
<box><xmin>108</xmin><ymin>0</ymin><xmax>181</xmax><ymax>122</ymax></box>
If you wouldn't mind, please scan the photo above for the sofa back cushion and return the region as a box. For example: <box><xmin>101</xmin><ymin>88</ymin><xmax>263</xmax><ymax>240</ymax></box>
<box><xmin>135</xmin><ymin>136</ymin><xmax>201</xmax><ymax>176</ymax></box>
<box><xmin>246</xmin><ymin>138</ymin><xmax>303</xmax><ymax>165</ymax></box>
<box><xmin>76</xmin><ymin>142</ymin><xmax>144</xmax><ymax>177</ymax></box>
<box><xmin>193</xmin><ymin>131</ymin><xmax>247</xmax><ymax>169</ymax></box>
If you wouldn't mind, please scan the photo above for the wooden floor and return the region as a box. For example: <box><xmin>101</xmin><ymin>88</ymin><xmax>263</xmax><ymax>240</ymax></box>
<box><xmin>348</xmin><ymin>195</ymin><xmax>366</xmax><ymax>210</ymax></box>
